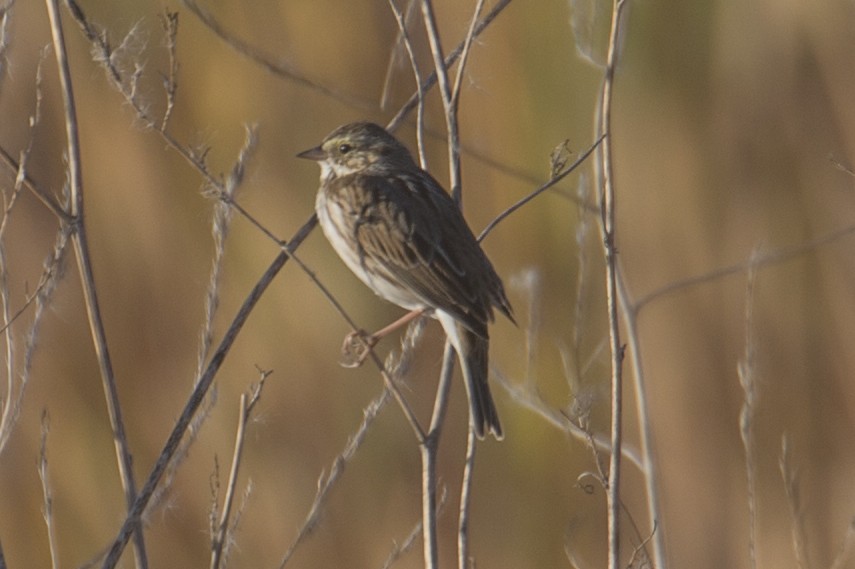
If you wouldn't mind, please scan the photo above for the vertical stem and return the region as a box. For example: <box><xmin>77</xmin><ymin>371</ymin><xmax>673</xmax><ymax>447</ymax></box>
<box><xmin>419</xmin><ymin>0</ymin><xmax>461</xmax><ymax>202</ymax></box>
<box><xmin>619</xmin><ymin>274</ymin><xmax>667</xmax><ymax>569</ymax></box>
<box><xmin>44</xmin><ymin>1</ymin><xmax>148</xmax><ymax>567</ymax></box>
<box><xmin>420</xmin><ymin>438</ymin><xmax>440</xmax><ymax>569</ymax></box>
<box><xmin>598</xmin><ymin>1</ymin><xmax>628</xmax><ymax>568</ymax></box>
<box><xmin>421</xmin><ymin>344</ymin><xmax>456</xmax><ymax>569</ymax></box>
<box><xmin>457</xmin><ymin>429</ymin><xmax>477</xmax><ymax>569</ymax></box>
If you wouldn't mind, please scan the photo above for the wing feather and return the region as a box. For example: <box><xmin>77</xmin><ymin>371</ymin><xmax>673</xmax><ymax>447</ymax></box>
<box><xmin>330</xmin><ymin>171</ymin><xmax>506</xmax><ymax>337</ymax></box>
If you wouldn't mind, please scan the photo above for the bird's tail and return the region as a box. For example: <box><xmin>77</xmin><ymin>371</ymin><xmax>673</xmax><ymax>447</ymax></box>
<box><xmin>455</xmin><ymin>323</ymin><xmax>503</xmax><ymax>440</ymax></box>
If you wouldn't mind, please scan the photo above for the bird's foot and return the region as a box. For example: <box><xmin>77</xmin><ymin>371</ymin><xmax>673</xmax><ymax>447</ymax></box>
<box><xmin>340</xmin><ymin>329</ymin><xmax>378</xmax><ymax>368</ymax></box>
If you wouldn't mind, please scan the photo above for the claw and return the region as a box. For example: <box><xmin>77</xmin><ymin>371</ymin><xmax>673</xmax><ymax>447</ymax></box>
<box><xmin>339</xmin><ymin>329</ymin><xmax>378</xmax><ymax>368</ymax></box>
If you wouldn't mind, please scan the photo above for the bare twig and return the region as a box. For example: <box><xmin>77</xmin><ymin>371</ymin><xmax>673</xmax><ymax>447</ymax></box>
<box><xmin>159</xmin><ymin>10</ymin><xmax>179</xmax><ymax>132</ymax></box>
<box><xmin>0</xmin><ymin>148</ymin><xmax>71</xmax><ymax>223</ymax></box>
<box><xmin>38</xmin><ymin>411</ymin><xmax>59</xmax><ymax>569</ymax></box>
<box><xmin>146</xmin><ymin>132</ymin><xmax>259</xmax><ymax>527</ymax></box>
<box><xmin>615</xmin><ymin>266</ymin><xmax>666</xmax><ymax>568</ymax></box>
<box><xmin>634</xmin><ymin>223</ymin><xmax>855</xmax><ymax>313</ymax></box>
<box><xmin>829</xmin><ymin>154</ymin><xmax>854</xmax><ymax>178</ymax></box>
<box><xmin>0</xmin><ymin>56</ymin><xmax>60</xmax><ymax>455</ymax></box>
<box><xmin>45</xmin><ymin>2</ymin><xmax>149</xmax><ymax>567</ymax></box>
<box><xmin>387</xmin><ymin>0</ymin><xmax>513</xmax><ymax>133</ymax></box>
<box><xmin>210</xmin><ymin>370</ymin><xmax>270</xmax><ymax>569</ymax></box>
<box><xmin>618</xmin><ymin>225</ymin><xmax>855</xmax><ymax>569</ymax></box>
<box><xmin>449</xmin><ymin>0</ymin><xmax>486</xmax><ymax>111</ymax></box>
<box><xmin>387</xmin><ymin>0</ymin><xmax>427</xmax><ymax>168</ymax></box>
<box><xmin>626</xmin><ymin>522</ymin><xmax>657</xmax><ymax>569</ymax></box>
<box><xmin>0</xmin><ymin>4</ymin><xmax>10</xmax><ymax>80</ymax></box>
<box><xmin>596</xmin><ymin>1</ymin><xmax>630</xmax><ymax>567</ymax></box>
<box><xmin>738</xmin><ymin>253</ymin><xmax>760</xmax><ymax>569</ymax></box>
<box><xmin>64</xmin><ymin>0</ymin><xmax>232</xmax><ymax>194</ymax></box>
<box><xmin>478</xmin><ymin>134</ymin><xmax>604</xmax><ymax>243</ymax></box>
<box><xmin>1</xmin><ymin>46</ymin><xmax>47</xmax><ymax>234</ymax></box>
<box><xmin>0</xmin><ymin>228</ymin><xmax>69</xmax><ymax>455</ymax></box>
<box><xmin>419</xmin><ymin>0</ymin><xmax>460</xmax><ymax>200</ymax></box>
<box><xmin>493</xmin><ymin>368</ymin><xmax>643</xmax><ymax>466</ymax></box>
<box><xmin>420</xmin><ymin>344</ymin><xmax>456</xmax><ymax>569</ymax></box>
<box><xmin>0</xmin><ymin>65</ymin><xmax>70</xmax><ymax>224</ymax></box>
<box><xmin>197</xmin><ymin>126</ymin><xmax>258</xmax><ymax>380</ymax></box>
<box><xmin>457</xmin><ymin>428</ymin><xmax>477</xmax><ymax>569</ymax></box>
<box><xmin>382</xmin><ymin>517</ymin><xmax>424</xmax><ymax>569</ymax></box>
<box><xmin>779</xmin><ymin>436</ymin><xmax>809</xmax><ymax>569</ymax></box>
<box><xmin>180</xmin><ymin>0</ymin><xmax>371</xmax><ymax>111</ymax></box>
<box><xmin>63</xmin><ymin>0</ymin><xmax>394</xmax><ymax>382</ymax></box>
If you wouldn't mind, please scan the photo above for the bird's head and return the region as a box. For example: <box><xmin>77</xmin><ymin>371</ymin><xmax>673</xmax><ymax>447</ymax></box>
<box><xmin>297</xmin><ymin>122</ymin><xmax>415</xmax><ymax>181</ymax></box>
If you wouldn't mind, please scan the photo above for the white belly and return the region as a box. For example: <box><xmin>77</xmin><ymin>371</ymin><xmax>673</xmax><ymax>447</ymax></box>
<box><xmin>316</xmin><ymin>190</ymin><xmax>425</xmax><ymax>311</ymax></box>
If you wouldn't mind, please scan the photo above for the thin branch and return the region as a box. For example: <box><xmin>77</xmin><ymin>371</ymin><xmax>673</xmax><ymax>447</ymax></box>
<box><xmin>387</xmin><ymin>0</ymin><xmax>513</xmax><ymax>133</ymax></box>
<box><xmin>738</xmin><ymin>252</ymin><xmax>760</xmax><ymax>569</ymax></box>
<box><xmin>0</xmin><ymin>3</ymin><xmax>10</xmax><ymax>80</ymax></box>
<box><xmin>179</xmin><ymin>0</ymin><xmax>372</xmax><ymax>111</ymax></box>
<box><xmin>158</xmin><ymin>10</ymin><xmax>179</xmax><ymax>132</ymax></box>
<box><xmin>64</xmin><ymin>0</ymin><xmax>231</xmax><ymax>192</ymax></box>
<box><xmin>45</xmin><ymin>1</ymin><xmax>148</xmax><ymax>567</ymax></box>
<box><xmin>634</xmin><ymin>222</ymin><xmax>855</xmax><ymax>314</ymax></box>
<box><xmin>197</xmin><ymin>126</ymin><xmax>258</xmax><ymax>380</ymax></box>
<box><xmin>0</xmin><ymin>145</ymin><xmax>71</xmax><ymax>223</ymax></box>
<box><xmin>457</xmin><ymin>428</ymin><xmax>477</xmax><ymax>569</ymax></box>
<box><xmin>779</xmin><ymin>436</ymin><xmax>810</xmax><ymax>569</ymax></box>
<box><xmin>419</xmin><ymin>0</ymin><xmax>460</xmax><ymax>200</ymax></box>
<box><xmin>38</xmin><ymin>411</ymin><xmax>59</xmax><ymax>569</ymax></box>
<box><xmin>449</xmin><ymin>0</ymin><xmax>486</xmax><ymax>110</ymax></box>
<box><xmin>615</xmin><ymin>266</ymin><xmax>666</xmax><ymax>567</ymax></box>
<box><xmin>0</xmin><ymin>227</ymin><xmax>69</xmax><ymax>455</ymax></box>
<box><xmin>145</xmin><ymin>132</ymin><xmax>259</xmax><ymax>529</ymax></box>
<box><xmin>0</xmin><ymin>179</ymin><xmax>16</xmax><ymax>463</ymax></box>
<box><xmin>420</xmin><ymin>344</ymin><xmax>456</xmax><ymax>569</ymax></box>
<box><xmin>596</xmin><ymin>1</ymin><xmax>630</xmax><ymax>567</ymax></box>
<box><xmin>478</xmin><ymin>134</ymin><xmax>604</xmax><ymax>243</ymax></box>
<box><xmin>210</xmin><ymin>370</ymin><xmax>270</xmax><ymax>569</ymax></box>
<box><xmin>1</xmin><ymin>45</ymin><xmax>48</xmax><ymax>235</ymax></box>
<box><xmin>382</xmin><ymin>517</ymin><xmax>424</xmax><ymax>569</ymax></box>
<box><xmin>491</xmin><ymin>368</ymin><xmax>643</xmax><ymax>469</ymax></box>
<box><xmin>387</xmin><ymin>0</ymin><xmax>427</xmax><ymax>168</ymax></box>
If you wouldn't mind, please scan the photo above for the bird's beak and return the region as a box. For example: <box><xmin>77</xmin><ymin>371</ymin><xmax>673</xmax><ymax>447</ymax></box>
<box><xmin>296</xmin><ymin>146</ymin><xmax>325</xmax><ymax>161</ymax></box>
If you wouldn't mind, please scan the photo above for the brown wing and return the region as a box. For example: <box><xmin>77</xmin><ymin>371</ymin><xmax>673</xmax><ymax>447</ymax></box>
<box><xmin>339</xmin><ymin>170</ymin><xmax>511</xmax><ymax>337</ymax></box>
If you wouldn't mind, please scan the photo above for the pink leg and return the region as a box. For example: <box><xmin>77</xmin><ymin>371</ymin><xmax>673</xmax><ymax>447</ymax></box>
<box><xmin>340</xmin><ymin>308</ymin><xmax>429</xmax><ymax>368</ymax></box>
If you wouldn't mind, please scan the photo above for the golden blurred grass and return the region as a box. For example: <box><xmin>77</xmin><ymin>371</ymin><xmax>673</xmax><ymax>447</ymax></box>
<box><xmin>1</xmin><ymin>0</ymin><xmax>855</xmax><ymax>568</ymax></box>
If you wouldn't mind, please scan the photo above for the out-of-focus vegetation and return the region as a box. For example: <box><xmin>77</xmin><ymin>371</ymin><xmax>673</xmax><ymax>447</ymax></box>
<box><xmin>1</xmin><ymin>1</ymin><xmax>854</xmax><ymax>568</ymax></box>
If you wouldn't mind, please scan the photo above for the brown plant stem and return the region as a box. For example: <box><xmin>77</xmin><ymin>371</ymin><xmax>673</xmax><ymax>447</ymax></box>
<box><xmin>45</xmin><ymin>1</ymin><xmax>148</xmax><ymax>567</ymax></box>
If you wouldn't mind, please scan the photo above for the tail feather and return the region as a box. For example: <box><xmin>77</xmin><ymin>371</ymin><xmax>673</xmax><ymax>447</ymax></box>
<box><xmin>436</xmin><ymin>312</ymin><xmax>503</xmax><ymax>439</ymax></box>
<box><xmin>456</xmin><ymin>324</ymin><xmax>503</xmax><ymax>440</ymax></box>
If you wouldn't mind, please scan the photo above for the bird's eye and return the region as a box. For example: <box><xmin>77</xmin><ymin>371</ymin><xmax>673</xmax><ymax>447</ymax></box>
<box><xmin>338</xmin><ymin>143</ymin><xmax>353</xmax><ymax>154</ymax></box>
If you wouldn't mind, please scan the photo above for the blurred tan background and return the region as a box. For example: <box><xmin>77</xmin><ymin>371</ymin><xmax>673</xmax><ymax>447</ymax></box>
<box><xmin>1</xmin><ymin>0</ymin><xmax>855</xmax><ymax>568</ymax></box>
